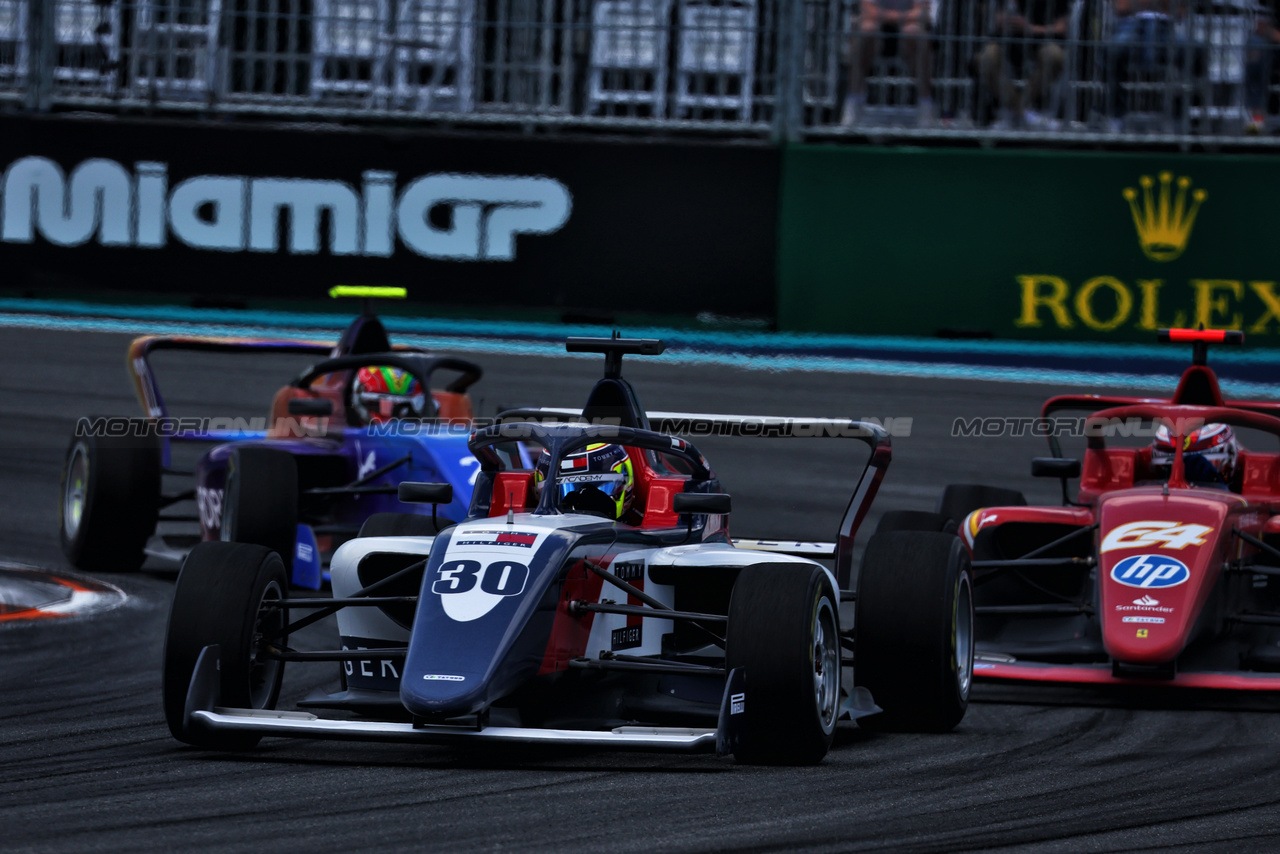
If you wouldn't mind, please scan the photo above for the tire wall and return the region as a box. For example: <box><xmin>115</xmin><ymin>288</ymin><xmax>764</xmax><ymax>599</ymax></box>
<box><xmin>778</xmin><ymin>145</ymin><xmax>1280</xmax><ymax>342</ymax></box>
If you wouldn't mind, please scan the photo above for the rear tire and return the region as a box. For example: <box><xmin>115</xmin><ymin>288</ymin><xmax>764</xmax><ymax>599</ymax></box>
<box><xmin>163</xmin><ymin>542</ymin><xmax>288</xmax><ymax>750</ymax></box>
<box><xmin>876</xmin><ymin>510</ymin><xmax>957</xmax><ymax>534</ymax></box>
<box><xmin>59</xmin><ymin>426</ymin><xmax>162</xmax><ymax>572</ymax></box>
<box><xmin>936</xmin><ymin>483</ymin><xmax>1026</xmax><ymax>527</ymax></box>
<box><xmin>358</xmin><ymin>512</ymin><xmax>454</xmax><ymax>538</ymax></box>
<box><xmin>221</xmin><ymin>447</ymin><xmax>298</xmax><ymax>571</ymax></box>
<box><xmin>855</xmin><ymin>531</ymin><xmax>973</xmax><ymax>733</ymax></box>
<box><xmin>726</xmin><ymin>563</ymin><xmax>841</xmax><ymax>765</ymax></box>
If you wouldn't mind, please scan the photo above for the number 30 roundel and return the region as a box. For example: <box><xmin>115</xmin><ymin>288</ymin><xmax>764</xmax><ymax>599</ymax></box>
<box><xmin>432</xmin><ymin>559</ymin><xmax>530</xmax><ymax>622</ymax></box>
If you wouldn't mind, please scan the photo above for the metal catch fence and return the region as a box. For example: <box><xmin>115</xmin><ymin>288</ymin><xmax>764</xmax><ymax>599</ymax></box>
<box><xmin>2</xmin><ymin>0</ymin><xmax>1278</xmax><ymax>145</ymax></box>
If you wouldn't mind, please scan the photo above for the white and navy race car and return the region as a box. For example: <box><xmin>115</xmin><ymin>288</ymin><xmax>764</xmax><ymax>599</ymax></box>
<box><xmin>164</xmin><ymin>337</ymin><xmax>973</xmax><ymax>765</ymax></box>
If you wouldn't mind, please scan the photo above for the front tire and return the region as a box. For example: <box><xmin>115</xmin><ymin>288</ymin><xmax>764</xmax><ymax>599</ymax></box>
<box><xmin>855</xmin><ymin>531</ymin><xmax>973</xmax><ymax>733</ymax></box>
<box><xmin>163</xmin><ymin>542</ymin><xmax>289</xmax><ymax>750</ymax></box>
<box><xmin>726</xmin><ymin>563</ymin><xmax>841</xmax><ymax>765</ymax></box>
<box><xmin>59</xmin><ymin>427</ymin><xmax>162</xmax><ymax>572</ymax></box>
<box><xmin>936</xmin><ymin>483</ymin><xmax>1027</xmax><ymax>527</ymax></box>
<box><xmin>220</xmin><ymin>447</ymin><xmax>298</xmax><ymax>571</ymax></box>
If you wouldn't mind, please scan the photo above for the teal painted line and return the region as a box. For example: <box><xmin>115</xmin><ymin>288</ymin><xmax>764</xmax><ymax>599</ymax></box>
<box><xmin>5</xmin><ymin>309</ymin><xmax>1279</xmax><ymax>399</ymax></box>
<box><xmin>5</xmin><ymin>296</ymin><xmax>1280</xmax><ymax>364</ymax></box>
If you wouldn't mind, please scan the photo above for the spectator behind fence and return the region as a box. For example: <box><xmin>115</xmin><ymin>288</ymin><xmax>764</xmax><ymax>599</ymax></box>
<box><xmin>1246</xmin><ymin>1</ymin><xmax>1278</xmax><ymax>130</ymax></box>
<box><xmin>844</xmin><ymin>0</ymin><xmax>936</xmax><ymax>125</ymax></box>
<box><xmin>977</xmin><ymin>0</ymin><xmax>1071</xmax><ymax>128</ymax></box>
<box><xmin>1105</xmin><ymin>0</ymin><xmax>1202</xmax><ymax>131</ymax></box>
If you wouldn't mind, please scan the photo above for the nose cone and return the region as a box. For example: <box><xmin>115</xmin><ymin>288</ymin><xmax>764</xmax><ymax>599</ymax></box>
<box><xmin>1097</xmin><ymin>489</ymin><xmax>1236</xmax><ymax>667</ymax></box>
<box><xmin>401</xmin><ymin>665</ymin><xmax>489</xmax><ymax>717</ymax></box>
<box><xmin>397</xmin><ymin>518</ymin><xmax>581</xmax><ymax>719</ymax></box>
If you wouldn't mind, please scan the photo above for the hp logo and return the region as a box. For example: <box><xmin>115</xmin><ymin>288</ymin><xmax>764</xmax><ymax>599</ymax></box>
<box><xmin>1110</xmin><ymin>554</ymin><xmax>1191</xmax><ymax>589</ymax></box>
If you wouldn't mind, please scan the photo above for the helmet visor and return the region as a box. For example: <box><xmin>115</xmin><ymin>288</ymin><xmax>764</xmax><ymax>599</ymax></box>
<box><xmin>357</xmin><ymin>390</ymin><xmax>425</xmax><ymax>420</ymax></box>
<box><xmin>554</xmin><ymin>472</ymin><xmax>627</xmax><ymax>504</ymax></box>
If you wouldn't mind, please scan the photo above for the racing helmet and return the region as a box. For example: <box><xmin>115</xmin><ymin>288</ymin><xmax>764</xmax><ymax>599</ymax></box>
<box><xmin>349</xmin><ymin>366</ymin><xmax>426</xmax><ymax>424</ymax></box>
<box><xmin>534</xmin><ymin>443</ymin><xmax>635</xmax><ymax>520</ymax></box>
<box><xmin>1150</xmin><ymin>422</ymin><xmax>1240</xmax><ymax>485</ymax></box>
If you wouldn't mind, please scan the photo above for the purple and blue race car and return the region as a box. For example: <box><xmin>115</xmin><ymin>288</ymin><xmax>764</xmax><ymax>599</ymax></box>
<box><xmin>59</xmin><ymin>298</ymin><xmax>487</xmax><ymax>588</ymax></box>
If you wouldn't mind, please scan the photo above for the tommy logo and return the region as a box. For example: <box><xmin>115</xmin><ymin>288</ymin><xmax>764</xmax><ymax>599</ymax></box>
<box><xmin>611</xmin><ymin>561</ymin><xmax>644</xmax><ymax>582</ymax></box>
<box><xmin>1100</xmin><ymin>521</ymin><xmax>1212</xmax><ymax>553</ymax></box>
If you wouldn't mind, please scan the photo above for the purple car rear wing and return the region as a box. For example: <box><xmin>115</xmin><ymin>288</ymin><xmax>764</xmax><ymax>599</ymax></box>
<box><xmin>126</xmin><ymin>335</ymin><xmax>335</xmax><ymax>420</ymax></box>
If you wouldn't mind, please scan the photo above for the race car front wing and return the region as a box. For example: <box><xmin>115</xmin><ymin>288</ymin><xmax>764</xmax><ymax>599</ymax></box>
<box><xmin>181</xmin><ymin>644</ymin><xmax>745</xmax><ymax>754</ymax></box>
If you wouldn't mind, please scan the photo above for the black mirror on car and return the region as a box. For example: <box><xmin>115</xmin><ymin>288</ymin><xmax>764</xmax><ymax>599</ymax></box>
<box><xmin>398</xmin><ymin>482</ymin><xmax>454</xmax><ymax>505</ymax></box>
<box><xmin>672</xmin><ymin>493</ymin><xmax>732</xmax><ymax>515</ymax></box>
<box><xmin>1031</xmin><ymin>457</ymin><xmax>1081</xmax><ymax>479</ymax></box>
<box><xmin>288</xmin><ymin>398</ymin><xmax>334</xmax><ymax>417</ymax></box>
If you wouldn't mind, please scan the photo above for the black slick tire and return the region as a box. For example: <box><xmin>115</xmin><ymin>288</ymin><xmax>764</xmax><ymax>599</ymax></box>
<box><xmin>855</xmin><ymin>531</ymin><xmax>973</xmax><ymax>733</ymax></box>
<box><xmin>726</xmin><ymin>563</ymin><xmax>841</xmax><ymax>765</ymax></box>
<box><xmin>221</xmin><ymin>447</ymin><xmax>298</xmax><ymax>571</ymax></box>
<box><xmin>876</xmin><ymin>510</ymin><xmax>957</xmax><ymax>535</ymax></box>
<box><xmin>163</xmin><ymin>542</ymin><xmax>288</xmax><ymax>750</ymax></box>
<box><xmin>936</xmin><ymin>484</ymin><xmax>1027</xmax><ymax>527</ymax></box>
<box><xmin>59</xmin><ymin>426</ymin><xmax>162</xmax><ymax>572</ymax></box>
<box><xmin>358</xmin><ymin>512</ymin><xmax>454</xmax><ymax>538</ymax></box>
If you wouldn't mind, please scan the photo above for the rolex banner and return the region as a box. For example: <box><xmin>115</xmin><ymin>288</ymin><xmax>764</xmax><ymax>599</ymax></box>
<box><xmin>777</xmin><ymin>146</ymin><xmax>1278</xmax><ymax>342</ymax></box>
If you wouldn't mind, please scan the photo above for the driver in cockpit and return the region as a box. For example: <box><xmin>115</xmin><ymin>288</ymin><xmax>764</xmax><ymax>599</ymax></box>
<box><xmin>533</xmin><ymin>443</ymin><xmax>639</xmax><ymax>523</ymax></box>
<box><xmin>349</xmin><ymin>366</ymin><xmax>427</xmax><ymax>425</ymax></box>
<box><xmin>1149</xmin><ymin>422</ymin><xmax>1241</xmax><ymax>491</ymax></box>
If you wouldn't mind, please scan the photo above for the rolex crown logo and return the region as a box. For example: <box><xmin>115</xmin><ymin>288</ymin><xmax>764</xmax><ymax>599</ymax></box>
<box><xmin>1122</xmin><ymin>172</ymin><xmax>1207</xmax><ymax>262</ymax></box>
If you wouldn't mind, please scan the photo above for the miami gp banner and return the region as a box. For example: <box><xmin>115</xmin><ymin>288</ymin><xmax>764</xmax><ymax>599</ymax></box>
<box><xmin>0</xmin><ymin>114</ymin><xmax>779</xmax><ymax>317</ymax></box>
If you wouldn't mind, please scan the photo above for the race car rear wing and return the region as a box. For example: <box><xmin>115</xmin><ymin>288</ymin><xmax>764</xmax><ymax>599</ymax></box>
<box><xmin>126</xmin><ymin>335</ymin><xmax>335</xmax><ymax>420</ymax></box>
<box><xmin>125</xmin><ymin>335</ymin><xmax>442</xmax><ymax>419</ymax></box>
<box><xmin>496</xmin><ymin>407</ymin><xmax>891</xmax><ymax>589</ymax></box>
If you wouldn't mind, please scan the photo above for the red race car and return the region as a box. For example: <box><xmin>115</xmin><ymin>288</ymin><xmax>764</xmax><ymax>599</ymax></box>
<box><xmin>906</xmin><ymin>328</ymin><xmax>1280</xmax><ymax>690</ymax></box>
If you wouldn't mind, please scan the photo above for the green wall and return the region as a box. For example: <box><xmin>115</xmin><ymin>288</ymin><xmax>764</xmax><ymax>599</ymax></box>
<box><xmin>778</xmin><ymin>146</ymin><xmax>1280</xmax><ymax>341</ymax></box>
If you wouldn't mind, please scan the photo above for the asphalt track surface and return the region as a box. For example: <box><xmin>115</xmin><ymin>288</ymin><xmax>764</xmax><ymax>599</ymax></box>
<box><xmin>4</xmin><ymin>325</ymin><xmax>1280</xmax><ymax>854</ymax></box>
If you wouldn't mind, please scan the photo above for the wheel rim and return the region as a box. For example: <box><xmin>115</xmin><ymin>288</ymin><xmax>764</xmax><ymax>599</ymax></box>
<box><xmin>63</xmin><ymin>444</ymin><xmax>88</xmax><ymax>540</ymax></box>
<box><xmin>955</xmin><ymin>573</ymin><xmax>974</xmax><ymax>700</ymax></box>
<box><xmin>812</xmin><ymin>598</ymin><xmax>840</xmax><ymax>733</ymax></box>
<box><xmin>247</xmin><ymin>579</ymin><xmax>286</xmax><ymax>709</ymax></box>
